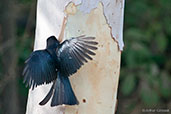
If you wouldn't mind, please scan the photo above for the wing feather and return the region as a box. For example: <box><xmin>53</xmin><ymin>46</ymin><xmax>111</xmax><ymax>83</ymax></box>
<box><xmin>57</xmin><ymin>36</ymin><xmax>98</xmax><ymax>76</ymax></box>
<box><xmin>22</xmin><ymin>50</ymin><xmax>57</xmax><ymax>89</ymax></box>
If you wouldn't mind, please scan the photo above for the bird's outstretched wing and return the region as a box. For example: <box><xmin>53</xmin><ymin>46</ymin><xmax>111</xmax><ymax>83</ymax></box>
<box><xmin>57</xmin><ymin>36</ymin><xmax>98</xmax><ymax>76</ymax></box>
<box><xmin>23</xmin><ymin>50</ymin><xmax>57</xmax><ymax>89</ymax></box>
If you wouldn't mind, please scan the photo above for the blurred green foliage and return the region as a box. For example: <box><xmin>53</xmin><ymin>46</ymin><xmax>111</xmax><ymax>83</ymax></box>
<box><xmin>0</xmin><ymin>0</ymin><xmax>35</xmax><ymax>113</ymax></box>
<box><xmin>0</xmin><ymin>0</ymin><xmax>170</xmax><ymax>114</ymax></box>
<box><xmin>118</xmin><ymin>0</ymin><xmax>171</xmax><ymax>113</ymax></box>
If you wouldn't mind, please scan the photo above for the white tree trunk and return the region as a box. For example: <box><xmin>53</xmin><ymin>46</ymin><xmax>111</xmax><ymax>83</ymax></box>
<box><xmin>26</xmin><ymin>0</ymin><xmax>125</xmax><ymax>114</ymax></box>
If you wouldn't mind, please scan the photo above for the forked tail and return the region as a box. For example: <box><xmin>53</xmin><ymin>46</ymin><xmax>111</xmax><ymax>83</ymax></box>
<box><xmin>39</xmin><ymin>72</ymin><xmax>79</xmax><ymax>106</ymax></box>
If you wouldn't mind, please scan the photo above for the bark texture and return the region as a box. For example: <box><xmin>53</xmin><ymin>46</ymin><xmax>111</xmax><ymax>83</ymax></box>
<box><xmin>26</xmin><ymin>0</ymin><xmax>124</xmax><ymax>114</ymax></box>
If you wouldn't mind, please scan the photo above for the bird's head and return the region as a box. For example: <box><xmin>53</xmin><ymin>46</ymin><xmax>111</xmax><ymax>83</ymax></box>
<box><xmin>46</xmin><ymin>36</ymin><xmax>60</xmax><ymax>49</ymax></box>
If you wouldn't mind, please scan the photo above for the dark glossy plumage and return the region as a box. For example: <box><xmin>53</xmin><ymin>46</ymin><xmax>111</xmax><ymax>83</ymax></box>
<box><xmin>57</xmin><ymin>36</ymin><xmax>98</xmax><ymax>76</ymax></box>
<box><xmin>23</xmin><ymin>35</ymin><xmax>98</xmax><ymax>106</ymax></box>
<box><xmin>23</xmin><ymin>50</ymin><xmax>57</xmax><ymax>90</ymax></box>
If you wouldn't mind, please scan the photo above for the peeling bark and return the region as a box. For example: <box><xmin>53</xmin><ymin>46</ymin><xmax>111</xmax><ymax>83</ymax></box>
<box><xmin>77</xmin><ymin>0</ymin><xmax>125</xmax><ymax>50</ymax></box>
<box><xmin>26</xmin><ymin>0</ymin><xmax>124</xmax><ymax>114</ymax></box>
<box><xmin>33</xmin><ymin>0</ymin><xmax>124</xmax><ymax>51</ymax></box>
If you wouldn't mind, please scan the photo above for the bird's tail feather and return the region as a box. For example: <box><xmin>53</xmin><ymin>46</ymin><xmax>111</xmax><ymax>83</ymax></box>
<box><xmin>39</xmin><ymin>72</ymin><xmax>79</xmax><ymax>106</ymax></box>
<box><xmin>39</xmin><ymin>82</ymin><xmax>55</xmax><ymax>105</ymax></box>
<box><xmin>51</xmin><ymin>72</ymin><xmax>79</xmax><ymax>106</ymax></box>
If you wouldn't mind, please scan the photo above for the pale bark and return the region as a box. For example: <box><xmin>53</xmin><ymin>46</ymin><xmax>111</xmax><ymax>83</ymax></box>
<box><xmin>26</xmin><ymin>0</ymin><xmax>124</xmax><ymax>114</ymax></box>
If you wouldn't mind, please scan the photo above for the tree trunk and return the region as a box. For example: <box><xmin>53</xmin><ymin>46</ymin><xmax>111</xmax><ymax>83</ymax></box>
<box><xmin>26</xmin><ymin>0</ymin><xmax>125</xmax><ymax>114</ymax></box>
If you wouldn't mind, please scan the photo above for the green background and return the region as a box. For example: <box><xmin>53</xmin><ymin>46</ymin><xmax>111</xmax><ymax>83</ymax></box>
<box><xmin>0</xmin><ymin>0</ymin><xmax>170</xmax><ymax>114</ymax></box>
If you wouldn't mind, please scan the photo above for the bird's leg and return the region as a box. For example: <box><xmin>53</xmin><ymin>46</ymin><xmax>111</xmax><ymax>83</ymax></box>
<box><xmin>58</xmin><ymin>16</ymin><xmax>67</xmax><ymax>42</ymax></box>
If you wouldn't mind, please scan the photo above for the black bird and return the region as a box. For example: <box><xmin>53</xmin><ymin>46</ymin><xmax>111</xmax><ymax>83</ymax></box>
<box><xmin>22</xmin><ymin>35</ymin><xmax>98</xmax><ymax>106</ymax></box>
